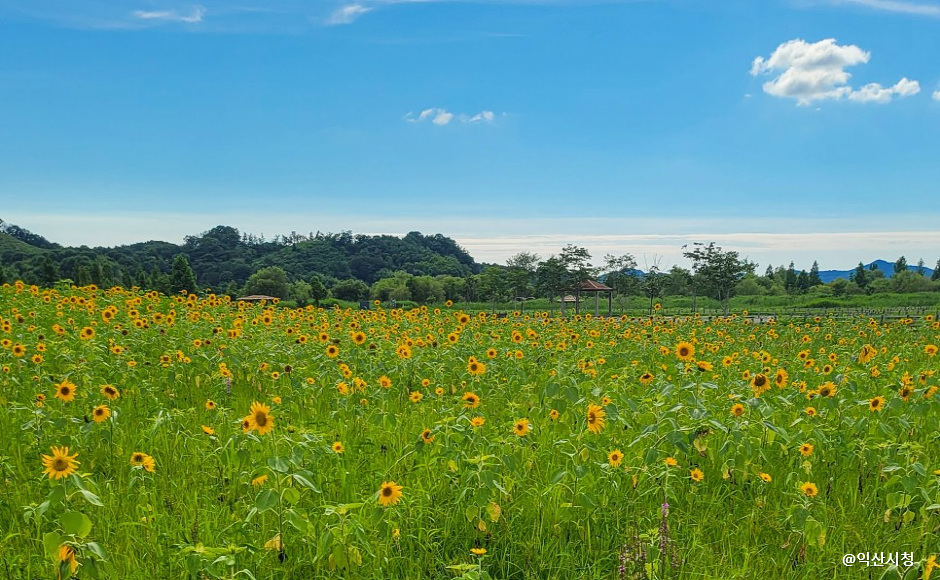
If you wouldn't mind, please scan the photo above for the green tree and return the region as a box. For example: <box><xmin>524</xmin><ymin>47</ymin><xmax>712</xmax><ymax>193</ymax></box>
<box><xmin>535</xmin><ymin>257</ymin><xmax>569</xmax><ymax>315</ymax></box>
<box><xmin>244</xmin><ymin>266</ymin><xmax>290</xmax><ymax>298</ymax></box>
<box><xmin>40</xmin><ymin>255</ymin><xmax>59</xmax><ymax>287</ymax></box>
<box><xmin>797</xmin><ymin>270</ymin><xmax>810</xmax><ymax>293</ymax></box>
<box><xmin>559</xmin><ymin>245</ymin><xmax>596</xmax><ymax>286</ymax></box>
<box><xmin>309</xmin><ymin>275</ymin><xmax>329</xmax><ymax>306</ymax></box>
<box><xmin>478</xmin><ymin>266</ymin><xmax>509</xmax><ymax>306</ymax></box>
<box><xmin>331</xmin><ymin>279</ymin><xmax>369</xmax><ymax>302</ymax></box>
<box><xmin>933</xmin><ymin>259</ymin><xmax>940</xmax><ymax>281</ymax></box>
<box><xmin>784</xmin><ymin>262</ymin><xmax>797</xmax><ymax>293</ymax></box>
<box><xmin>170</xmin><ymin>254</ymin><xmax>198</xmax><ymax>295</ymax></box>
<box><xmin>603</xmin><ymin>253</ymin><xmax>639</xmax><ymax>300</ymax></box>
<box><xmin>851</xmin><ymin>262</ymin><xmax>869</xmax><ymax>289</ymax></box>
<box><xmin>291</xmin><ymin>280</ymin><xmax>313</xmax><ymax>306</ymax></box>
<box><xmin>682</xmin><ymin>242</ymin><xmax>756</xmax><ymax>314</ymax></box>
<box><xmin>641</xmin><ymin>266</ymin><xmax>666</xmax><ymax>314</ymax></box>
<box><xmin>894</xmin><ymin>256</ymin><xmax>908</xmax><ymax>276</ymax></box>
<box><xmin>809</xmin><ymin>261</ymin><xmax>822</xmax><ymax>286</ymax></box>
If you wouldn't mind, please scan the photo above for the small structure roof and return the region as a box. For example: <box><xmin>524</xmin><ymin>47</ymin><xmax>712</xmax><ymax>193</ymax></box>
<box><xmin>556</xmin><ymin>295</ymin><xmax>580</xmax><ymax>303</ymax></box>
<box><xmin>577</xmin><ymin>280</ymin><xmax>613</xmax><ymax>292</ymax></box>
<box><xmin>237</xmin><ymin>295</ymin><xmax>278</xmax><ymax>301</ymax></box>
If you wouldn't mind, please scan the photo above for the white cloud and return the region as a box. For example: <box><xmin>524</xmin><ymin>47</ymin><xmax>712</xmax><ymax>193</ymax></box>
<box><xmin>833</xmin><ymin>0</ymin><xmax>940</xmax><ymax>17</ymax></box>
<box><xmin>6</xmin><ymin>211</ymin><xmax>940</xmax><ymax>270</ymax></box>
<box><xmin>751</xmin><ymin>38</ymin><xmax>920</xmax><ymax>105</ymax></box>
<box><xmin>848</xmin><ymin>77</ymin><xmax>920</xmax><ymax>103</ymax></box>
<box><xmin>467</xmin><ymin>111</ymin><xmax>495</xmax><ymax>123</ymax></box>
<box><xmin>933</xmin><ymin>89</ymin><xmax>940</xmax><ymax>101</ymax></box>
<box><xmin>328</xmin><ymin>4</ymin><xmax>372</xmax><ymax>25</ymax></box>
<box><xmin>133</xmin><ymin>5</ymin><xmax>206</xmax><ymax>23</ymax></box>
<box><xmin>406</xmin><ymin>108</ymin><xmax>496</xmax><ymax>125</ymax></box>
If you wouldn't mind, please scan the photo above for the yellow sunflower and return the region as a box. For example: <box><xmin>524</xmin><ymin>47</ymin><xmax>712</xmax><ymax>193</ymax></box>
<box><xmin>54</xmin><ymin>380</ymin><xmax>77</xmax><ymax>403</ymax></box>
<box><xmin>248</xmin><ymin>401</ymin><xmax>275</xmax><ymax>435</ymax></box>
<box><xmin>100</xmin><ymin>384</ymin><xmax>120</xmax><ymax>400</ymax></box>
<box><xmin>607</xmin><ymin>449</ymin><xmax>624</xmax><ymax>468</ymax></box>
<box><xmin>91</xmin><ymin>405</ymin><xmax>110</xmax><ymax>423</ymax></box>
<box><xmin>378</xmin><ymin>481</ymin><xmax>403</xmax><ymax>507</ymax></box>
<box><xmin>462</xmin><ymin>392</ymin><xmax>480</xmax><ymax>408</ymax></box>
<box><xmin>800</xmin><ymin>481</ymin><xmax>818</xmax><ymax>497</ymax></box>
<box><xmin>675</xmin><ymin>341</ymin><xmax>695</xmax><ymax>362</ymax></box>
<box><xmin>42</xmin><ymin>446</ymin><xmax>79</xmax><ymax>480</ymax></box>
<box><xmin>586</xmin><ymin>404</ymin><xmax>606</xmax><ymax>434</ymax></box>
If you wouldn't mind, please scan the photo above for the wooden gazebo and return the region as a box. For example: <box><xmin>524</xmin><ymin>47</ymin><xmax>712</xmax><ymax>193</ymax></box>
<box><xmin>574</xmin><ymin>280</ymin><xmax>613</xmax><ymax>316</ymax></box>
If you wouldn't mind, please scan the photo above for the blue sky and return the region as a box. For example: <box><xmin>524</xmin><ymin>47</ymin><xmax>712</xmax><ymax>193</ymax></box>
<box><xmin>1</xmin><ymin>0</ymin><xmax>939</xmax><ymax>270</ymax></box>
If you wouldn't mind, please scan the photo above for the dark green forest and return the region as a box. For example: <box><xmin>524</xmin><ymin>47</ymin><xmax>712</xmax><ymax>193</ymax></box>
<box><xmin>0</xmin><ymin>220</ymin><xmax>478</xmax><ymax>298</ymax></box>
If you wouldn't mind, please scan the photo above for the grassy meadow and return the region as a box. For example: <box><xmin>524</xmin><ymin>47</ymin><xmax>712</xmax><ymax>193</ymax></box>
<box><xmin>1</xmin><ymin>281</ymin><xmax>939</xmax><ymax>579</ymax></box>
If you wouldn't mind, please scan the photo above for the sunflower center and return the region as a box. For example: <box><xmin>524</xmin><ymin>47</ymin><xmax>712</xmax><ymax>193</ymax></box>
<box><xmin>382</xmin><ymin>486</ymin><xmax>393</xmax><ymax>497</ymax></box>
<box><xmin>254</xmin><ymin>413</ymin><xmax>268</xmax><ymax>427</ymax></box>
<box><xmin>52</xmin><ymin>457</ymin><xmax>68</xmax><ymax>471</ymax></box>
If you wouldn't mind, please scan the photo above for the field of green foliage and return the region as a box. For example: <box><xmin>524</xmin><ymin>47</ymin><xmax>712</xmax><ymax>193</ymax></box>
<box><xmin>1</xmin><ymin>281</ymin><xmax>938</xmax><ymax>579</ymax></box>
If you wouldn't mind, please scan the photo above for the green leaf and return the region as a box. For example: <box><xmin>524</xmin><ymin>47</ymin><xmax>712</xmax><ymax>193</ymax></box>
<box><xmin>84</xmin><ymin>541</ymin><xmax>108</xmax><ymax>561</ymax></box>
<box><xmin>267</xmin><ymin>456</ymin><xmax>289</xmax><ymax>473</ymax></box>
<box><xmin>78</xmin><ymin>489</ymin><xmax>104</xmax><ymax>507</ymax></box>
<box><xmin>255</xmin><ymin>488</ymin><xmax>278</xmax><ymax>512</ymax></box>
<box><xmin>292</xmin><ymin>474</ymin><xmax>320</xmax><ymax>493</ymax></box>
<box><xmin>282</xmin><ymin>487</ymin><xmax>301</xmax><ymax>506</ymax></box>
<box><xmin>61</xmin><ymin>511</ymin><xmax>93</xmax><ymax>538</ymax></box>
<box><xmin>43</xmin><ymin>531</ymin><xmax>63</xmax><ymax>561</ymax></box>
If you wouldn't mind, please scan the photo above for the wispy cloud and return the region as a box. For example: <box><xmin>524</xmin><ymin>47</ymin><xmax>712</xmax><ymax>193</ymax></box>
<box><xmin>5</xmin><ymin>0</ymin><xmax>645</xmax><ymax>31</ymax></box>
<box><xmin>328</xmin><ymin>3</ymin><xmax>372</xmax><ymax>25</ymax></box>
<box><xmin>933</xmin><ymin>89</ymin><xmax>940</xmax><ymax>101</ymax></box>
<box><xmin>6</xmin><ymin>211</ymin><xmax>940</xmax><ymax>270</ymax></box>
<box><xmin>751</xmin><ymin>38</ymin><xmax>920</xmax><ymax>105</ymax></box>
<box><xmin>829</xmin><ymin>0</ymin><xmax>940</xmax><ymax>17</ymax></box>
<box><xmin>405</xmin><ymin>108</ymin><xmax>497</xmax><ymax>125</ymax></box>
<box><xmin>133</xmin><ymin>5</ymin><xmax>206</xmax><ymax>24</ymax></box>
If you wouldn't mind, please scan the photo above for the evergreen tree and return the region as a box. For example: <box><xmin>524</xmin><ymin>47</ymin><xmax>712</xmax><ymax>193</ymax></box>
<box><xmin>933</xmin><ymin>259</ymin><xmax>940</xmax><ymax>281</ymax></box>
<box><xmin>894</xmin><ymin>256</ymin><xmax>908</xmax><ymax>276</ymax></box>
<box><xmin>916</xmin><ymin>258</ymin><xmax>925</xmax><ymax>276</ymax></box>
<box><xmin>785</xmin><ymin>262</ymin><xmax>797</xmax><ymax>293</ymax></box>
<box><xmin>852</xmin><ymin>262</ymin><xmax>869</xmax><ymax>288</ymax></box>
<box><xmin>797</xmin><ymin>270</ymin><xmax>810</xmax><ymax>293</ymax></box>
<box><xmin>809</xmin><ymin>261</ymin><xmax>822</xmax><ymax>286</ymax></box>
<box><xmin>764</xmin><ymin>265</ymin><xmax>774</xmax><ymax>279</ymax></box>
<box><xmin>170</xmin><ymin>254</ymin><xmax>198</xmax><ymax>295</ymax></box>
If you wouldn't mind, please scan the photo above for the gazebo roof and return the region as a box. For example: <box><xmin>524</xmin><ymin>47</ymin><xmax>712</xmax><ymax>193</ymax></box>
<box><xmin>237</xmin><ymin>295</ymin><xmax>278</xmax><ymax>301</ymax></box>
<box><xmin>576</xmin><ymin>280</ymin><xmax>613</xmax><ymax>292</ymax></box>
<box><xmin>556</xmin><ymin>295</ymin><xmax>580</xmax><ymax>303</ymax></box>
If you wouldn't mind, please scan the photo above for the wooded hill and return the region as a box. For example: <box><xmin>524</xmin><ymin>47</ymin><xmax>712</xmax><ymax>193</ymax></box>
<box><xmin>0</xmin><ymin>220</ymin><xmax>480</xmax><ymax>295</ymax></box>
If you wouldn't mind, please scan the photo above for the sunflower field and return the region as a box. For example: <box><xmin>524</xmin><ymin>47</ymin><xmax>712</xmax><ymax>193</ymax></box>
<box><xmin>1</xmin><ymin>281</ymin><xmax>939</xmax><ymax>579</ymax></box>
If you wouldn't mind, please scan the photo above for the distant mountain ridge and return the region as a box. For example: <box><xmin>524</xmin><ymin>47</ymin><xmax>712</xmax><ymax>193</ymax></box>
<box><xmin>817</xmin><ymin>260</ymin><xmax>934</xmax><ymax>283</ymax></box>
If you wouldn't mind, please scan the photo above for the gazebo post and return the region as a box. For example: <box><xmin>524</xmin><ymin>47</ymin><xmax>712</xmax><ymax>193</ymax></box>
<box><xmin>607</xmin><ymin>290</ymin><xmax>612</xmax><ymax>317</ymax></box>
<box><xmin>575</xmin><ymin>289</ymin><xmax>580</xmax><ymax>314</ymax></box>
<box><xmin>594</xmin><ymin>291</ymin><xmax>599</xmax><ymax>317</ymax></box>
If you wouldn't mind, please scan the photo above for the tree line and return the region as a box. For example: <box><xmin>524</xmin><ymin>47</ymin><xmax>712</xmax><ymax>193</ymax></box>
<box><xmin>2</xmin><ymin>219</ymin><xmax>939</xmax><ymax>310</ymax></box>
